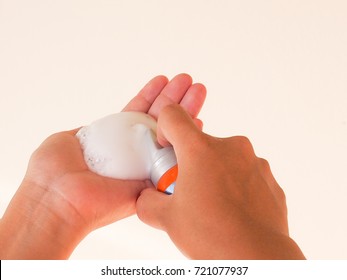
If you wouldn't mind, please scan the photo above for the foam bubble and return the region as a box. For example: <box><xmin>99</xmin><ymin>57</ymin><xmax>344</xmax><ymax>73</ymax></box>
<box><xmin>76</xmin><ymin>112</ymin><xmax>157</xmax><ymax>180</ymax></box>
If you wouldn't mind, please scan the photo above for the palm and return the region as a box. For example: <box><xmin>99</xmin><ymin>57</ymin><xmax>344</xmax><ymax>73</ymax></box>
<box><xmin>26</xmin><ymin>74</ymin><xmax>206</xmax><ymax>230</ymax></box>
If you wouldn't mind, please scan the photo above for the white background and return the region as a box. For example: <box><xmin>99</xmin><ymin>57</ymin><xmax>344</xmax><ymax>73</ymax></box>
<box><xmin>0</xmin><ymin>0</ymin><xmax>346</xmax><ymax>259</ymax></box>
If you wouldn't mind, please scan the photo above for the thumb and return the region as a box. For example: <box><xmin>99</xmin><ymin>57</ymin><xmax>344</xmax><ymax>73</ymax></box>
<box><xmin>136</xmin><ymin>187</ymin><xmax>172</xmax><ymax>230</ymax></box>
<box><xmin>157</xmin><ymin>104</ymin><xmax>202</xmax><ymax>154</ymax></box>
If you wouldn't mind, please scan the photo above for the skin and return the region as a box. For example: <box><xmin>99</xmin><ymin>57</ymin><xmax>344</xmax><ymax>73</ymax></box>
<box><xmin>0</xmin><ymin>73</ymin><xmax>206</xmax><ymax>259</ymax></box>
<box><xmin>136</xmin><ymin>104</ymin><xmax>306</xmax><ymax>260</ymax></box>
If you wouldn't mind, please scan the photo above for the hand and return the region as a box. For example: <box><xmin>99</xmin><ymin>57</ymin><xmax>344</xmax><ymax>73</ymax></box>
<box><xmin>136</xmin><ymin>105</ymin><xmax>305</xmax><ymax>260</ymax></box>
<box><xmin>0</xmin><ymin>74</ymin><xmax>206</xmax><ymax>259</ymax></box>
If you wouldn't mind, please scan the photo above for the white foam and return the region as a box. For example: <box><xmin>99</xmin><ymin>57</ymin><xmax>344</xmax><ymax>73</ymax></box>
<box><xmin>76</xmin><ymin>112</ymin><xmax>158</xmax><ymax>180</ymax></box>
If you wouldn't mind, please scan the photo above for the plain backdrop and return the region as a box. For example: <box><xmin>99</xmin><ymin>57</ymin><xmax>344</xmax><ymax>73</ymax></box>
<box><xmin>0</xmin><ymin>0</ymin><xmax>346</xmax><ymax>259</ymax></box>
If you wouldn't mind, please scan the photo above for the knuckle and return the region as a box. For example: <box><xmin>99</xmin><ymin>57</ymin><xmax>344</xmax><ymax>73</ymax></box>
<box><xmin>229</xmin><ymin>136</ymin><xmax>255</xmax><ymax>158</ymax></box>
<box><xmin>232</xmin><ymin>136</ymin><xmax>253</xmax><ymax>149</ymax></box>
<box><xmin>258</xmin><ymin>157</ymin><xmax>271</xmax><ymax>171</ymax></box>
<box><xmin>276</xmin><ymin>186</ymin><xmax>287</xmax><ymax>202</ymax></box>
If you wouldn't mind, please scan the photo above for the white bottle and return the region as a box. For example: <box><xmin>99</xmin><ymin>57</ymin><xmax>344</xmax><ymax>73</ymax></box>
<box><xmin>76</xmin><ymin>112</ymin><xmax>177</xmax><ymax>194</ymax></box>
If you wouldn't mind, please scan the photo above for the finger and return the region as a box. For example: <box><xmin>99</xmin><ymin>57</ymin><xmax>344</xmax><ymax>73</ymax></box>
<box><xmin>136</xmin><ymin>187</ymin><xmax>172</xmax><ymax>230</ymax></box>
<box><xmin>122</xmin><ymin>75</ymin><xmax>169</xmax><ymax>113</ymax></box>
<box><xmin>179</xmin><ymin>83</ymin><xmax>207</xmax><ymax>118</ymax></box>
<box><xmin>156</xmin><ymin>104</ymin><xmax>202</xmax><ymax>151</ymax></box>
<box><xmin>147</xmin><ymin>73</ymin><xmax>193</xmax><ymax>118</ymax></box>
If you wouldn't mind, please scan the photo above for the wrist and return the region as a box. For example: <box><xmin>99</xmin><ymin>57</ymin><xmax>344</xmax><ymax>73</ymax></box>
<box><xmin>238</xmin><ymin>229</ymin><xmax>306</xmax><ymax>260</ymax></box>
<box><xmin>0</xmin><ymin>179</ymin><xmax>90</xmax><ymax>259</ymax></box>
